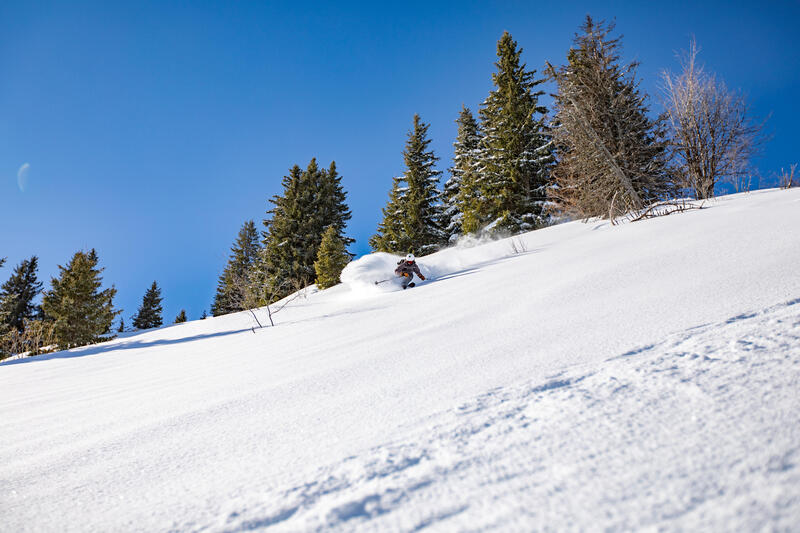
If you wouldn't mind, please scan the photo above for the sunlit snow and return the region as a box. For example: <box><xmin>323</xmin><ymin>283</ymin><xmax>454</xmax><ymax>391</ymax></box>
<box><xmin>2</xmin><ymin>189</ymin><xmax>799</xmax><ymax>531</ymax></box>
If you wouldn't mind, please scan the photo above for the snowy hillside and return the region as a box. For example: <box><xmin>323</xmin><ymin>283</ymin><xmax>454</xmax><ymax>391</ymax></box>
<box><xmin>2</xmin><ymin>189</ymin><xmax>800</xmax><ymax>531</ymax></box>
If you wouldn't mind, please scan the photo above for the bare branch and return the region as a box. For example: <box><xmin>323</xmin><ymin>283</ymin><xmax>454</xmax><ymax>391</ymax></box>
<box><xmin>779</xmin><ymin>164</ymin><xmax>798</xmax><ymax>189</ymax></box>
<box><xmin>509</xmin><ymin>237</ymin><xmax>528</xmax><ymax>255</ymax></box>
<box><xmin>661</xmin><ymin>39</ymin><xmax>767</xmax><ymax>199</ymax></box>
<box><xmin>0</xmin><ymin>319</ymin><xmax>57</xmax><ymax>361</ymax></box>
<box><xmin>629</xmin><ymin>199</ymin><xmax>704</xmax><ymax>222</ymax></box>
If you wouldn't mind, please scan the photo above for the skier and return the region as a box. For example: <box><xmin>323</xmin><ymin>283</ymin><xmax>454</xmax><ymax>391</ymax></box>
<box><xmin>395</xmin><ymin>253</ymin><xmax>426</xmax><ymax>289</ymax></box>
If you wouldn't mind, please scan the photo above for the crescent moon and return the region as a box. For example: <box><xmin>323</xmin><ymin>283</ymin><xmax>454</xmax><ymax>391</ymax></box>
<box><xmin>17</xmin><ymin>163</ymin><xmax>30</xmax><ymax>192</ymax></box>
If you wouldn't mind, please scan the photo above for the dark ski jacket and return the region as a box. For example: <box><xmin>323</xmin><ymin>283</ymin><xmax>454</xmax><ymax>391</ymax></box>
<box><xmin>395</xmin><ymin>260</ymin><xmax>422</xmax><ymax>278</ymax></box>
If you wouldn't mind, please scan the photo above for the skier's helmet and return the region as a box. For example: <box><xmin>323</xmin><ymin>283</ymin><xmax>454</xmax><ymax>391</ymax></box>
<box><xmin>405</xmin><ymin>253</ymin><xmax>415</xmax><ymax>263</ymax></box>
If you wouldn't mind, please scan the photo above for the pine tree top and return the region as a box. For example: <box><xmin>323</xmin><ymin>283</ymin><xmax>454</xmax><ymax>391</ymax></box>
<box><xmin>233</xmin><ymin>221</ymin><xmax>261</xmax><ymax>264</ymax></box>
<box><xmin>372</xmin><ymin>114</ymin><xmax>444</xmax><ymax>254</ymax></box>
<box><xmin>485</xmin><ymin>32</ymin><xmax>546</xmax><ymax>107</ymax></box>
<box><xmin>0</xmin><ymin>255</ymin><xmax>43</xmax><ymax>332</ymax></box>
<box><xmin>451</xmin><ymin>106</ymin><xmax>482</xmax><ymax>176</ymax></box>
<box><xmin>132</xmin><ymin>280</ymin><xmax>163</xmax><ymax>330</ymax></box>
<box><xmin>212</xmin><ymin>219</ymin><xmax>265</xmax><ymax>317</ymax></box>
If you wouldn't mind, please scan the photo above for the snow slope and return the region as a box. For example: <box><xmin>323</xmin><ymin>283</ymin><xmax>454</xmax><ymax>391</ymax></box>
<box><xmin>2</xmin><ymin>189</ymin><xmax>799</xmax><ymax>531</ymax></box>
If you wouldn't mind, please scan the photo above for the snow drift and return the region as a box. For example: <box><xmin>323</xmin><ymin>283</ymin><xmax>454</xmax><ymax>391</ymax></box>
<box><xmin>2</xmin><ymin>189</ymin><xmax>800</xmax><ymax>532</ymax></box>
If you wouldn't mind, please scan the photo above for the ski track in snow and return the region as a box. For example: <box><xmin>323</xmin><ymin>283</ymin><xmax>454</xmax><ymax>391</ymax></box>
<box><xmin>2</xmin><ymin>189</ymin><xmax>800</xmax><ymax>532</ymax></box>
<box><xmin>216</xmin><ymin>298</ymin><xmax>800</xmax><ymax>532</ymax></box>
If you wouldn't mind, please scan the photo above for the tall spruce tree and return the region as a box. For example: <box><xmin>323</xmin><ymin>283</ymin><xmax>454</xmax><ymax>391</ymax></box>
<box><xmin>314</xmin><ymin>225</ymin><xmax>351</xmax><ymax>290</ymax></box>
<box><xmin>259</xmin><ymin>163</ymin><xmax>316</xmax><ymax>302</ymax></box>
<box><xmin>211</xmin><ymin>220</ymin><xmax>262</xmax><ymax>317</ymax></box>
<box><xmin>316</xmin><ymin>161</ymin><xmax>354</xmax><ymax>247</ymax></box>
<box><xmin>132</xmin><ymin>281</ymin><xmax>163</xmax><ymax>330</ymax></box>
<box><xmin>445</xmin><ymin>106</ymin><xmax>482</xmax><ymax>239</ymax></box>
<box><xmin>258</xmin><ymin>159</ymin><xmax>352</xmax><ymax>302</ymax></box>
<box><xmin>369</xmin><ymin>173</ymin><xmax>408</xmax><ymax>253</ymax></box>
<box><xmin>548</xmin><ymin>17</ymin><xmax>673</xmax><ymax>217</ymax></box>
<box><xmin>370</xmin><ymin>114</ymin><xmax>444</xmax><ymax>254</ymax></box>
<box><xmin>468</xmin><ymin>31</ymin><xmax>554</xmax><ymax>234</ymax></box>
<box><xmin>0</xmin><ymin>256</ymin><xmax>43</xmax><ymax>334</ymax></box>
<box><xmin>41</xmin><ymin>249</ymin><xmax>119</xmax><ymax>349</ymax></box>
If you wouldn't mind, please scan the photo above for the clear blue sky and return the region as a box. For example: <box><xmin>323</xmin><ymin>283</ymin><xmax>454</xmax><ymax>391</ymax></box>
<box><xmin>2</xmin><ymin>0</ymin><xmax>798</xmax><ymax>323</ymax></box>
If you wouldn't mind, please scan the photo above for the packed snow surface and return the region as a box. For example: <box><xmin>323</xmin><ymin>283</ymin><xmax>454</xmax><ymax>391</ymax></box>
<box><xmin>2</xmin><ymin>189</ymin><xmax>800</xmax><ymax>531</ymax></box>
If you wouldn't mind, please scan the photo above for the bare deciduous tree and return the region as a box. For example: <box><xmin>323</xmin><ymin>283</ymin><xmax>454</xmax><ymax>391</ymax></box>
<box><xmin>226</xmin><ymin>269</ymin><xmax>308</xmax><ymax>330</ymax></box>
<box><xmin>225</xmin><ymin>268</ymin><xmax>266</xmax><ymax>328</ymax></box>
<box><xmin>778</xmin><ymin>164</ymin><xmax>797</xmax><ymax>189</ymax></box>
<box><xmin>661</xmin><ymin>40</ymin><xmax>766</xmax><ymax>199</ymax></box>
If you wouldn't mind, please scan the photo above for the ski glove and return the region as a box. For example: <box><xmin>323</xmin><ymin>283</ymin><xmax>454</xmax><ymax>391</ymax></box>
<box><xmin>419</xmin><ymin>275</ymin><xmax>426</xmax><ymax>281</ymax></box>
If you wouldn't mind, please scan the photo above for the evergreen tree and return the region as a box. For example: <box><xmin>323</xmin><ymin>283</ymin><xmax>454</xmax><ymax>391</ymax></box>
<box><xmin>259</xmin><ymin>164</ymin><xmax>306</xmax><ymax>301</ymax></box>
<box><xmin>470</xmin><ymin>31</ymin><xmax>554</xmax><ymax>234</ymax></box>
<box><xmin>549</xmin><ymin>17</ymin><xmax>673</xmax><ymax>217</ymax></box>
<box><xmin>132</xmin><ymin>281</ymin><xmax>163</xmax><ymax>330</ymax></box>
<box><xmin>369</xmin><ymin>173</ymin><xmax>409</xmax><ymax>253</ymax></box>
<box><xmin>41</xmin><ymin>249</ymin><xmax>119</xmax><ymax>350</ymax></box>
<box><xmin>316</xmin><ymin>161</ymin><xmax>354</xmax><ymax>247</ymax></box>
<box><xmin>258</xmin><ymin>159</ymin><xmax>353</xmax><ymax>302</ymax></box>
<box><xmin>200</xmin><ymin>309</ymin><xmax>208</xmax><ymax>319</ymax></box>
<box><xmin>314</xmin><ymin>225</ymin><xmax>351</xmax><ymax>290</ymax></box>
<box><xmin>118</xmin><ymin>317</ymin><xmax>125</xmax><ymax>333</ymax></box>
<box><xmin>174</xmin><ymin>309</ymin><xmax>187</xmax><ymax>324</ymax></box>
<box><xmin>445</xmin><ymin>106</ymin><xmax>482</xmax><ymax>240</ymax></box>
<box><xmin>370</xmin><ymin>114</ymin><xmax>444</xmax><ymax>254</ymax></box>
<box><xmin>259</xmin><ymin>164</ymin><xmax>313</xmax><ymax>301</ymax></box>
<box><xmin>211</xmin><ymin>220</ymin><xmax>262</xmax><ymax>317</ymax></box>
<box><xmin>0</xmin><ymin>256</ymin><xmax>43</xmax><ymax>334</ymax></box>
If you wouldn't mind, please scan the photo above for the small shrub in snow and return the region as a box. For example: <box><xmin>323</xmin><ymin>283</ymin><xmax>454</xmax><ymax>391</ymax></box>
<box><xmin>0</xmin><ymin>319</ymin><xmax>57</xmax><ymax>361</ymax></box>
